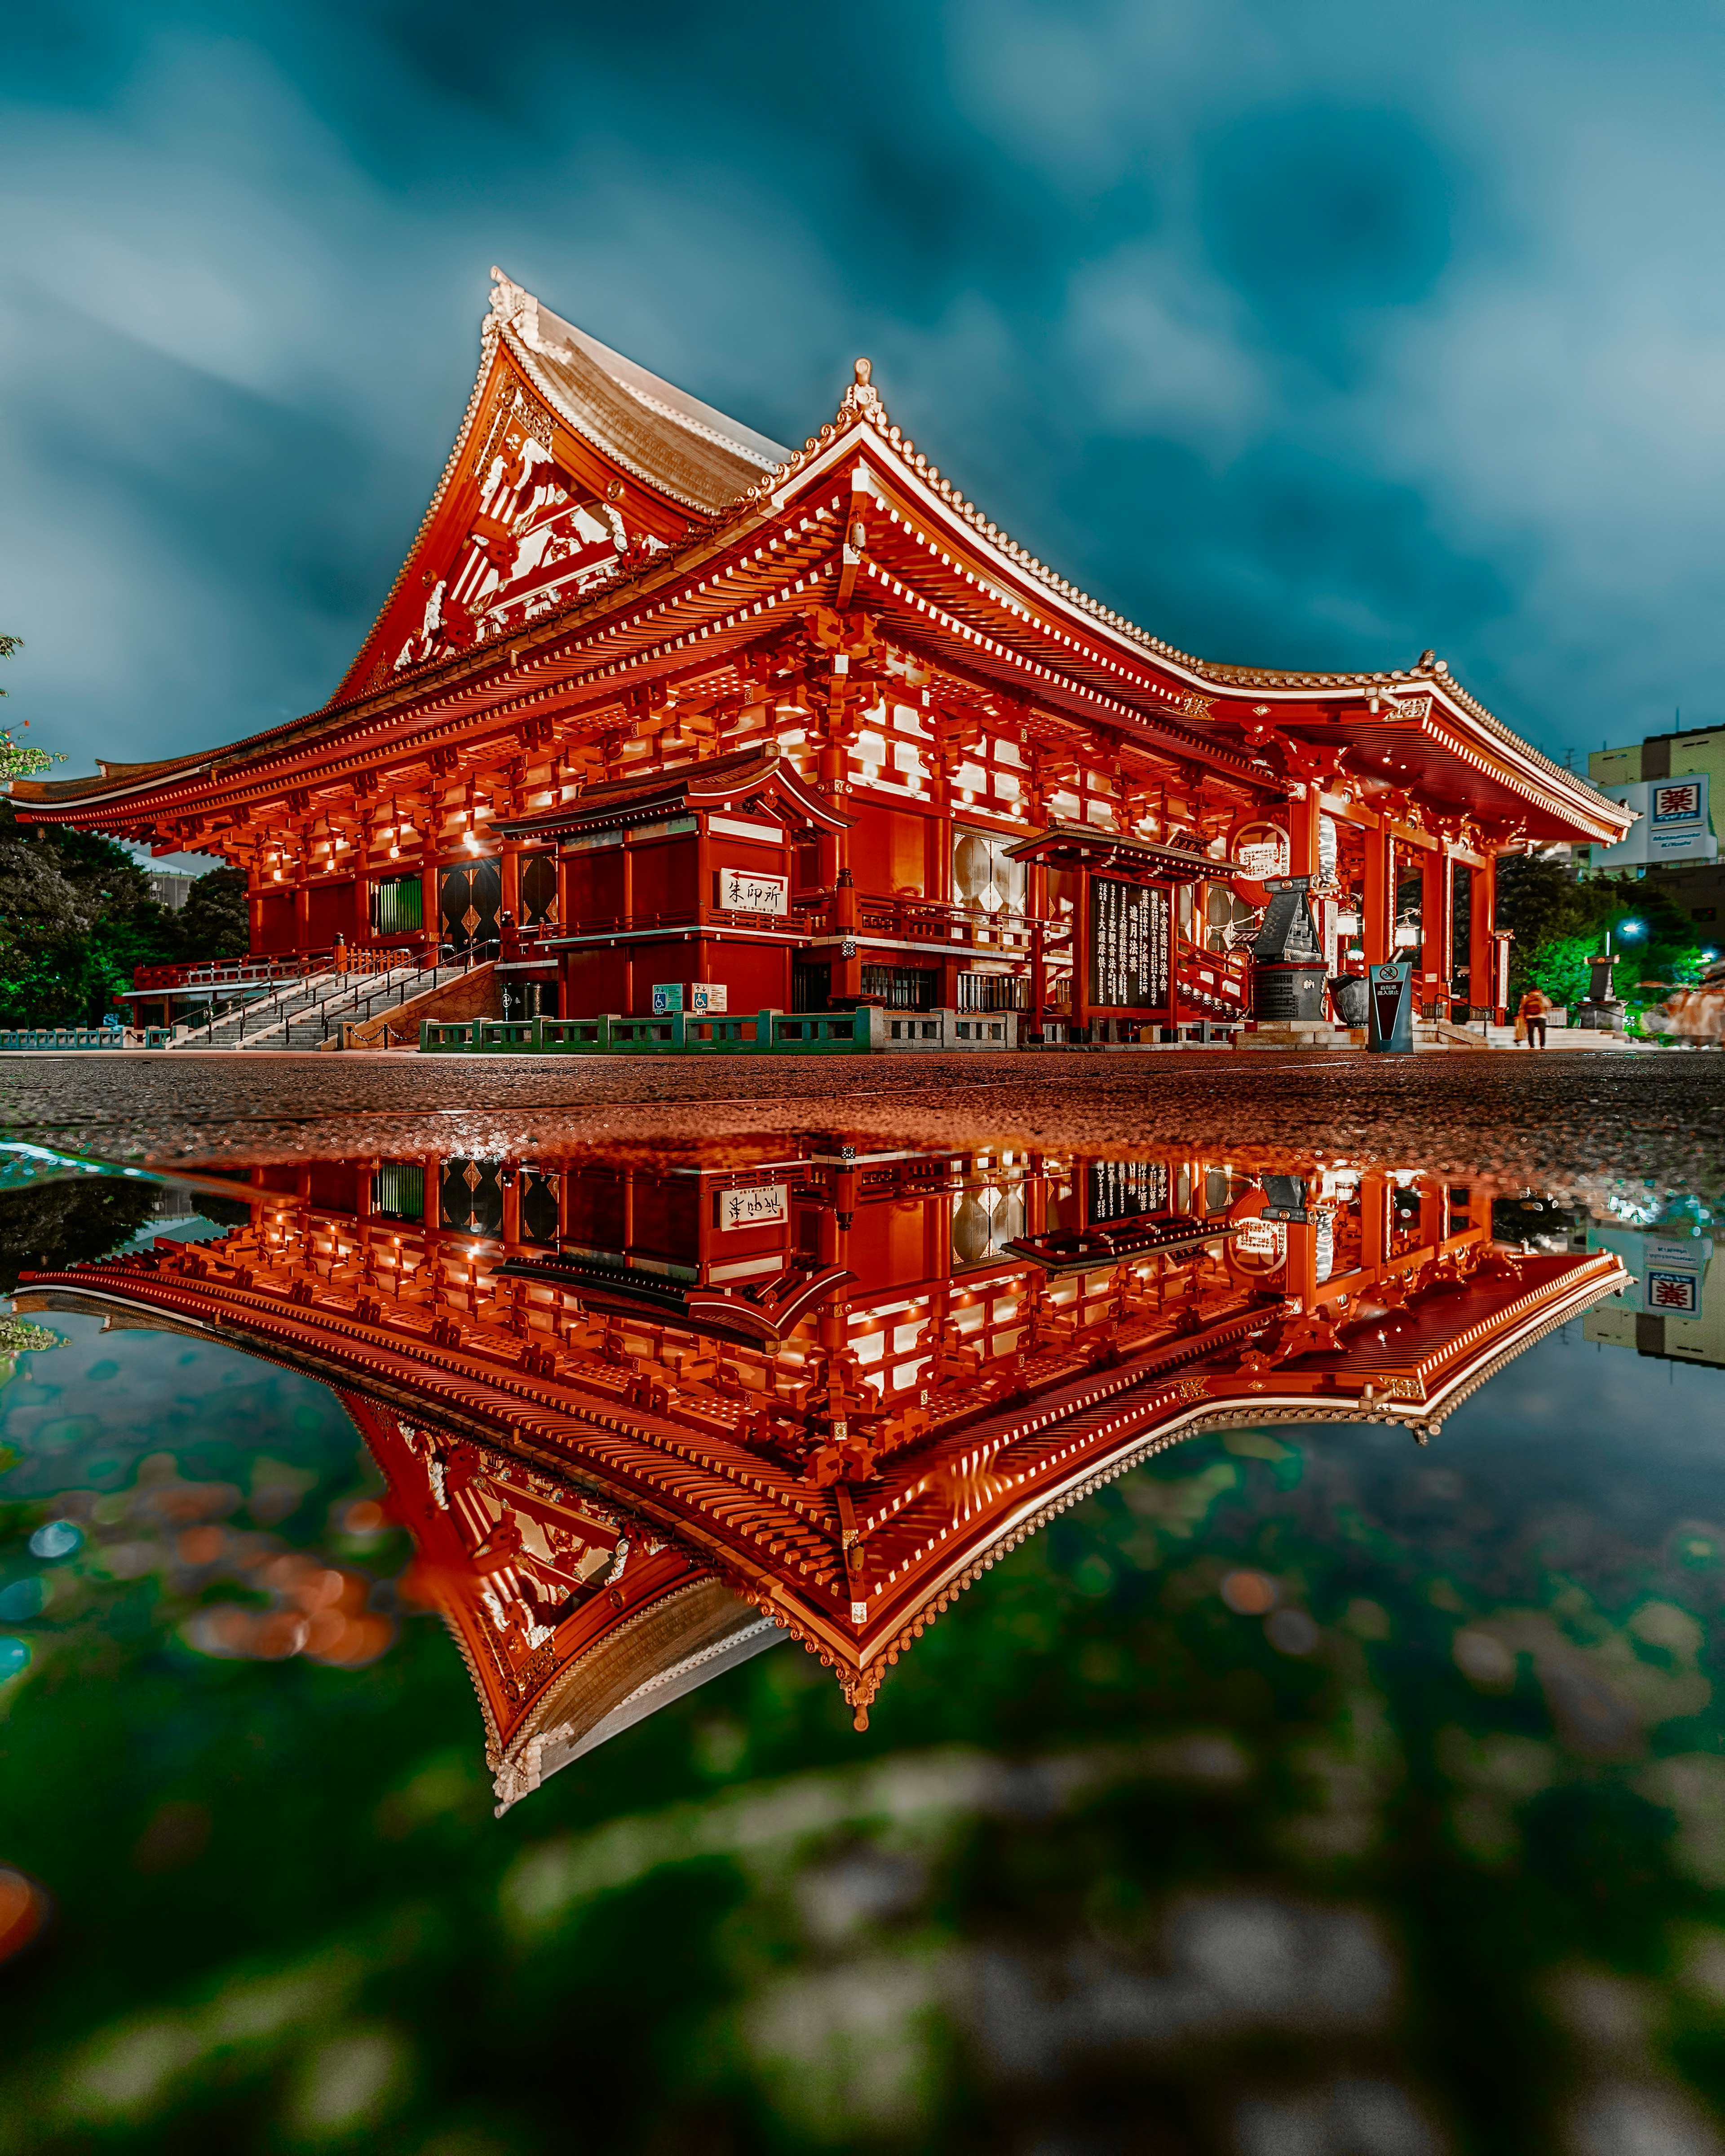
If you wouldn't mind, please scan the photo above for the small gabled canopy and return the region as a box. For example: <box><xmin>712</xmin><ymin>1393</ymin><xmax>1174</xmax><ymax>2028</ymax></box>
<box><xmin>1006</xmin><ymin>1216</ymin><xmax>1232</xmax><ymax>1274</ymax></box>
<box><xmin>1005</xmin><ymin>820</ymin><xmax>1245</xmax><ymax>883</ymax></box>
<box><xmin>495</xmin><ymin>744</ymin><xmax>854</xmax><ymax>844</ymax></box>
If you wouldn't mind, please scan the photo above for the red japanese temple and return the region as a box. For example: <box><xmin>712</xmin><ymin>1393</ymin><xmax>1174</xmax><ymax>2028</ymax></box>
<box><xmin>15</xmin><ymin>269</ymin><xmax>1630</xmax><ymax>1041</ymax></box>
<box><xmin>17</xmin><ymin>1144</ymin><xmax>1627</xmax><ymax>1805</ymax></box>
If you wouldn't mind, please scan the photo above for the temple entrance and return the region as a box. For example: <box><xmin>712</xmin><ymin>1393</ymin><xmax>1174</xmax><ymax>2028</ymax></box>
<box><xmin>792</xmin><ymin>959</ymin><xmax>832</xmax><ymax>1012</ymax></box>
<box><xmin>502</xmin><ymin>979</ymin><xmax>560</xmax><ymax>1021</ymax></box>
<box><xmin>1394</xmin><ymin>863</ymin><xmax>1424</xmax><ymax>969</ymax></box>
<box><xmin>439</xmin><ymin>861</ymin><xmax>501</xmax><ymax>952</ymax></box>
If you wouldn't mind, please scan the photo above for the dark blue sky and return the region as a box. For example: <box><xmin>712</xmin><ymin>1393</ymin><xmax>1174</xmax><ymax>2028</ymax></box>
<box><xmin>4</xmin><ymin>0</ymin><xmax>1721</xmax><ymax>796</ymax></box>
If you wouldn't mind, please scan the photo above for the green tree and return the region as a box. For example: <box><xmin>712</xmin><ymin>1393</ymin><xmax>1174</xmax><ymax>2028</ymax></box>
<box><xmin>1496</xmin><ymin>853</ymin><xmax>1700</xmax><ymax>1023</ymax></box>
<box><xmin>0</xmin><ymin>638</ymin><xmax>251</xmax><ymax>1022</ymax></box>
<box><xmin>0</xmin><ymin>808</ymin><xmax>176</xmax><ymax>1024</ymax></box>
<box><xmin>173</xmin><ymin>866</ymin><xmax>248</xmax><ymax>962</ymax></box>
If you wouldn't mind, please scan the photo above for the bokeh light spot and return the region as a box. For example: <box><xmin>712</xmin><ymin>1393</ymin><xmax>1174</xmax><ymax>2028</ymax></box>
<box><xmin>29</xmin><ymin>1519</ymin><xmax>84</xmax><ymax>1560</ymax></box>
<box><xmin>1221</xmin><ymin>1569</ymin><xmax>1278</xmax><ymax>1615</ymax></box>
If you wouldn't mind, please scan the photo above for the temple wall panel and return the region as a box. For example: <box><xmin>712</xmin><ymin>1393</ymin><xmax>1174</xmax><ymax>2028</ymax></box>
<box><xmin>561</xmin><ymin>946</ymin><xmax>630</xmax><ymax>1016</ymax></box>
<box><xmin>847</xmin><ymin>1199</ymin><xmax>939</xmax><ymax>1294</ymax></box>
<box><xmin>306</xmin><ymin>877</ymin><xmax>358</xmax><ymax>950</ymax></box>
<box><xmin>849</xmin><ymin>802</ymin><xmax>931</xmax><ymax>897</ymax></box>
<box><xmin>308</xmin><ymin>1162</ymin><xmax>364</xmax><ymax>1215</ymax></box>
<box><xmin>255</xmin><ymin>890</ymin><xmax>296</xmax><ymax>954</ymax></box>
<box><xmin>628</xmin><ymin>1178</ymin><xmax>699</xmax><ymax>1260</ymax></box>
<box><xmin>562</xmin><ymin>847</ymin><xmax>626</xmax><ymax>928</ymax></box>
<box><xmin>699</xmin><ymin>938</ymin><xmax>791</xmax><ymax>1012</ymax></box>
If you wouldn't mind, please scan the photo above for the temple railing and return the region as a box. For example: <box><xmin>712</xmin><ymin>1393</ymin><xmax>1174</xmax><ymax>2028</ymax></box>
<box><xmin>807</xmin><ymin>894</ymin><xmax>1039</xmax><ymax>954</ymax></box>
<box><xmin>132</xmin><ymin>952</ymin><xmax>330</xmax><ymax>992</ymax></box>
<box><xmin>133</xmin><ymin>942</ymin><xmax>495</xmax><ymax>994</ymax></box>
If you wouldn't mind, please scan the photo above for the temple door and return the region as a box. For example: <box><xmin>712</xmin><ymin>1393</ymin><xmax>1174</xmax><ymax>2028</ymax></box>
<box><xmin>439</xmin><ymin>861</ymin><xmax>502</xmax><ymax>951</ymax></box>
<box><xmin>439</xmin><ymin>1158</ymin><xmax>506</xmax><ymax>1237</ymax></box>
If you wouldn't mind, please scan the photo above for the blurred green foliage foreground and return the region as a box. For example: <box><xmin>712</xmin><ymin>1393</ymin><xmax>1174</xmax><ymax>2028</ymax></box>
<box><xmin>2</xmin><ymin>1311</ymin><xmax>1725</xmax><ymax>2154</ymax></box>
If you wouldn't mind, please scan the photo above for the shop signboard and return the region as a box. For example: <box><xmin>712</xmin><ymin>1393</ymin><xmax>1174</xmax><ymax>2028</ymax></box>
<box><xmin>1592</xmin><ymin>776</ymin><xmax>1717</xmax><ymax>867</ymax></box>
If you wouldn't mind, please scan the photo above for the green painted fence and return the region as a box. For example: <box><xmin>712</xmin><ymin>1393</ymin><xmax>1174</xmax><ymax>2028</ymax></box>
<box><xmin>420</xmin><ymin>1011</ymin><xmax>873</xmax><ymax>1056</ymax></box>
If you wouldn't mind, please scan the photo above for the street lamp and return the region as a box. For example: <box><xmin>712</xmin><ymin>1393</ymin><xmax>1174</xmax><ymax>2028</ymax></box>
<box><xmin>1604</xmin><ymin>918</ymin><xmax>1645</xmax><ymax>958</ymax></box>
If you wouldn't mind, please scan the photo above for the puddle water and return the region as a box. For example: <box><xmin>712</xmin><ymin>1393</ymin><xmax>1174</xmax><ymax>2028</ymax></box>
<box><xmin>1</xmin><ymin>1113</ymin><xmax>1723</xmax><ymax>2153</ymax></box>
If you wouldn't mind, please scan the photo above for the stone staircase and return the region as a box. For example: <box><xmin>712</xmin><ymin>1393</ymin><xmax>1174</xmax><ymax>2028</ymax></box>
<box><xmin>277</xmin><ymin>964</ymin><xmax>467</xmax><ymax>1050</ymax></box>
<box><xmin>167</xmin><ymin>971</ymin><xmax>336</xmax><ymax>1050</ymax></box>
<box><xmin>167</xmin><ymin>963</ymin><xmax>459</xmax><ymax>1050</ymax></box>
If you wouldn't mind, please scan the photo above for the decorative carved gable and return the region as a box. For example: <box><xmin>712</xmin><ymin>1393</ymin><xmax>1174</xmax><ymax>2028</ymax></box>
<box><xmin>387</xmin><ymin>379</ymin><xmax>668</xmax><ymax>679</ymax></box>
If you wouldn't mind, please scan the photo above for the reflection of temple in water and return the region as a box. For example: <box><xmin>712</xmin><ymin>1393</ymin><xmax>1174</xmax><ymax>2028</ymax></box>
<box><xmin>17</xmin><ymin>1147</ymin><xmax>1626</xmax><ymax>1807</ymax></box>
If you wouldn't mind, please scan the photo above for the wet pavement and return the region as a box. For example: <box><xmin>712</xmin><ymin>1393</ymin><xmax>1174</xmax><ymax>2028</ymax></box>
<box><xmin>0</xmin><ymin>1046</ymin><xmax>1719</xmax><ymax>1197</ymax></box>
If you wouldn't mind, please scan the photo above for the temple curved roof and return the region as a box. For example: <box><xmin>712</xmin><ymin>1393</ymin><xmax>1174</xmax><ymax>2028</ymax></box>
<box><xmin>11</xmin><ymin>268</ymin><xmax>1630</xmax><ymax>848</ymax></box>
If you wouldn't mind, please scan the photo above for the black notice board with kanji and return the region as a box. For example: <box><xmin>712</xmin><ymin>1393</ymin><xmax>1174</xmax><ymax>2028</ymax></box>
<box><xmin>1087</xmin><ymin>1160</ymin><xmax>1169</xmax><ymax>1223</ymax></box>
<box><xmin>1088</xmin><ymin>878</ymin><xmax>1169</xmax><ymax>1009</ymax></box>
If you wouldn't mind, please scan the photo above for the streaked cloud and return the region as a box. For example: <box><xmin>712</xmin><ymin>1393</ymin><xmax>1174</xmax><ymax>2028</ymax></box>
<box><xmin>1</xmin><ymin>0</ymin><xmax>1721</xmax><ymax>777</ymax></box>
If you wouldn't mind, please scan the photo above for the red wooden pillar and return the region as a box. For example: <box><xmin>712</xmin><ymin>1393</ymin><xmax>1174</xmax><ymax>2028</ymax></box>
<box><xmin>1470</xmin><ymin>854</ymin><xmax>1497</xmax><ymax>1021</ymax></box>
<box><xmin>1360</xmin><ymin>1171</ymin><xmax>1388</xmax><ymax>1272</ymax></box>
<box><xmin>1362</xmin><ymin>821</ymin><xmax>1392</xmax><ymax>968</ymax></box>
<box><xmin>1421</xmin><ymin>844</ymin><xmax>1452</xmax><ymax>1018</ymax></box>
<box><xmin>834</xmin><ymin>868</ymin><xmax>861</xmax><ymax>1004</ymax></box>
<box><xmin>1024</xmin><ymin>1158</ymin><xmax>1048</xmax><ymax>1237</ymax></box>
<box><xmin>1287</xmin><ymin>786</ymin><xmax>1322</xmax><ymax>880</ymax></box>
<box><xmin>620</xmin><ymin>840</ymin><xmax>636</xmax><ymax>1013</ymax></box>
<box><xmin>1072</xmin><ymin>873</ymin><xmax>1091</xmax><ymax>1040</ymax></box>
<box><xmin>293</xmin><ymin>881</ymin><xmax>311</xmax><ymax>958</ymax></box>
<box><xmin>420</xmin><ymin>860</ymin><xmax>440</xmax><ymax>966</ymax></box>
<box><xmin>1282</xmin><ymin>1216</ymin><xmax>1319</xmax><ymax>1306</ymax></box>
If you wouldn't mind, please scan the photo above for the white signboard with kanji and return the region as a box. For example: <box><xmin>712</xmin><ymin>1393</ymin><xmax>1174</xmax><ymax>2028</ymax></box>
<box><xmin>719</xmin><ymin>1184</ymin><xmax>788</xmax><ymax>1231</ymax></box>
<box><xmin>718</xmin><ymin>867</ymin><xmax>789</xmax><ymax>915</ymax></box>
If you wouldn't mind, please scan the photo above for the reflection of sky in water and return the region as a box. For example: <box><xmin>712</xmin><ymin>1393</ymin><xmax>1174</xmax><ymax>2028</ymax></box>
<box><xmin>5</xmin><ymin>1296</ymin><xmax>1725</xmax><ymax>2150</ymax></box>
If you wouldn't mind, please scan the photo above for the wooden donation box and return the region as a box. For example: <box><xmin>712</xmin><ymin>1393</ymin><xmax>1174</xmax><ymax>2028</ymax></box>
<box><xmin>496</xmin><ymin>747</ymin><xmax>851</xmax><ymax>1022</ymax></box>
